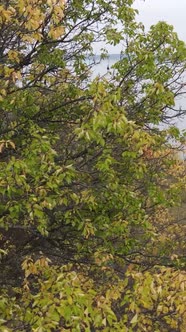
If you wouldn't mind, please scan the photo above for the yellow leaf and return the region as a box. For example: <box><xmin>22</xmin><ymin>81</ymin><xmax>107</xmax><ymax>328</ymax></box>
<box><xmin>0</xmin><ymin>142</ymin><xmax>5</xmax><ymax>153</ymax></box>
<box><xmin>102</xmin><ymin>317</ymin><xmax>107</xmax><ymax>326</ymax></box>
<box><xmin>8</xmin><ymin>50</ymin><xmax>20</xmax><ymax>62</ymax></box>
<box><xmin>130</xmin><ymin>313</ymin><xmax>138</xmax><ymax>324</ymax></box>
<box><xmin>23</xmin><ymin>280</ymin><xmax>30</xmax><ymax>291</ymax></box>
<box><xmin>36</xmin><ymin>256</ymin><xmax>50</xmax><ymax>267</ymax></box>
<box><xmin>9</xmin><ymin>141</ymin><xmax>15</xmax><ymax>149</ymax></box>
<box><xmin>0</xmin><ymin>89</ymin><xmax>6</xmax><ymax>96</ymax></box>
<box><xmin>48</xmin><ymin>26</ymin><xmax>65</xmax><ymax>39</ymax></box>
<box><xmin>67</xmin><ymin>296</ymin><xmax>73</xmax><ymax>305</ymax></box>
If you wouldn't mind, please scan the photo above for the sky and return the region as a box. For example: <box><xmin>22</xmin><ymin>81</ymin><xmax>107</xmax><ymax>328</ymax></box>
<box><xmin>98</xmin><ymin>0</ymin><xmax>186</xmax><ymax>54</ymax></box>
<box><xmin>95</xmin><ymin>0</ymin><xmax>186</xmax><ymax>130</ymax></box>
<box><xmin>135</xmin><ymin>0</ymin><xmax>186</xmax><ymax>131</ymax></box>
<box><xmin>135</xmin><ymin>0</ymin><xmax>186</xmax><ymax>42</ymax></box>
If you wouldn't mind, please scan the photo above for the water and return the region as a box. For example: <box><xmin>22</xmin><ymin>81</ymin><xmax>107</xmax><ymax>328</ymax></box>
<box><xmin>90</xmin><ymin>54</ymin><xmax>121</xmax><ymax>78</ymax></box>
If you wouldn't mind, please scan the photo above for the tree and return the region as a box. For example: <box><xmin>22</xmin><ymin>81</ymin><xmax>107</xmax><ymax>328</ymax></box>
<box><xmin>0</xmin><ymin>0</ymin><xmax>186</xmax><ymax>331</ymax></box>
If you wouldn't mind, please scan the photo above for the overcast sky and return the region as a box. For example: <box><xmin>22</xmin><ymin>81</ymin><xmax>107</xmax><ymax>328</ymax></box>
<box><xmin>135</xmin><ymin>0</ymin><xmax>186</xmax><ymax>130</ymax></box>
<box><xmin>98</xmin><ymin>0</ymin><xmax>186</xmax><ymax>129</ymax></box>
<box><xmin>135</xmin><ymin>0</ymin><xmax>186</xmax><ymax>41</ymax></box>
<box><xmin>98</xmin><ymin>0</ymin><xmax>186</xmax><ymax>54</ymax></box>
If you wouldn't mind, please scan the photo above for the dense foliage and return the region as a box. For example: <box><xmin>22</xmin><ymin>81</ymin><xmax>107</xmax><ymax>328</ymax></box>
<box><xmin>0</xmin><ymin>0</ymin><xmax>186</xmax><ymax>331</ymax></box>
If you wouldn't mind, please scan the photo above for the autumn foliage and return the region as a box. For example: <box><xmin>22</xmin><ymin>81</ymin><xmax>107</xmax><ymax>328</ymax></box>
<box><xmin>0</xmin><ymin>0</ymin><xmax>186</xmax><ymax>331</ymax></box>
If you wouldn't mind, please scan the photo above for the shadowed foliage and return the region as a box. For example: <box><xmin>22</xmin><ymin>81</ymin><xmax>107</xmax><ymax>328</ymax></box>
<box><xmin>0</xmin><ymin>0</ymin><xmax>186</xmax><ymax>331</ymax></box>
